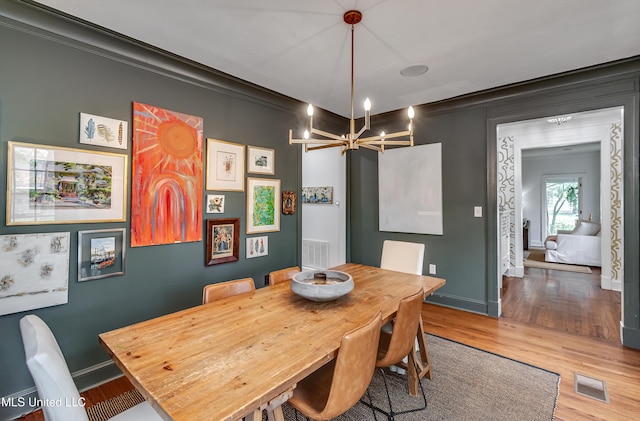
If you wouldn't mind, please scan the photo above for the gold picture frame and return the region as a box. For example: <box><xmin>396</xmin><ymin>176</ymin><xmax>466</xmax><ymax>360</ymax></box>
<box><xmin>7</xmin><ymin>141</ymin><xmax>127</xmax><ymax>225</ymax></box>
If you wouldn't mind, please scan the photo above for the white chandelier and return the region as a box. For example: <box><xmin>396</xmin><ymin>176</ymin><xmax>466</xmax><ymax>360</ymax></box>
<box><xmin>288</xmin><ymin>10</ymin><xmax>415</xmax><ymax>155</ymax></box>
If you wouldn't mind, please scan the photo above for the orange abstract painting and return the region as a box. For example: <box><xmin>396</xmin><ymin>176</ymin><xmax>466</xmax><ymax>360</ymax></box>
<box><xmin>131</xmin><ymin>102</ymin><xmax>203</xmax><ymax>247</ymax></box>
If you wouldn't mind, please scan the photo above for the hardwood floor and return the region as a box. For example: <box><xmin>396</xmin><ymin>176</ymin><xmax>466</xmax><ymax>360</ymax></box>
<box><xmin>502</xmin><ymin>264</ymin><xmax>621</xmax><ymax>343</ymax></box>
<box><xmin>18</xmin><ymin>268</ymin><xmax>638</xmax><ymax>421</ymax></box>
<box><xmin>423</xmin><ymin>302</ymin><xmax>640</xmax><ymax>421</ymax></box>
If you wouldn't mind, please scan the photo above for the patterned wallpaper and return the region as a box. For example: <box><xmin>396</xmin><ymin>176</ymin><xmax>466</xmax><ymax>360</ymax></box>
<box><xmin>609</xmin><ymin>122</ymin><xmax>623</xmax><ymax>282</ymax></box>
<box><xmin>497</xmin><ymin>136</ymin><xmax>515</xmax><ymax>267</ymax></box>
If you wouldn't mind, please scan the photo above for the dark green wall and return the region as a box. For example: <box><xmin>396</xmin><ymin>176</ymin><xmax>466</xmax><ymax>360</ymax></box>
<box><xmin>0</xmin><ymin>3</ymin><xmax>344</xmax><ymax>414</ymax></box>
<box><xmin>349</xmin><ymin>61</ymin><xmax>640</xmax><ymax>340</ymax></box>
<box><xmin>1</xmin><ymin>1</ymin><xmax>640</xmax><ymax>418</ymax></box>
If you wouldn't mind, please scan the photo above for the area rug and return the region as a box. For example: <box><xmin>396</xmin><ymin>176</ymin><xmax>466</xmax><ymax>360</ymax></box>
<box><xmin>524</xmin><ymin>250</ymin><xmax>592</xmax><ymax>274</ymax></box>
<box><xmin>271</xmin><ymin>334</ymin><xmax>560</xmax><ymax>421</ymax></box>
<box><xmin>86</xmin><ymin>389</ymin><xmax>145</xmax><ymax>421</ymax></box>
<box><xmin>96</xmin><ymin>335</ymin><xmax>560</xmax><ymax>421</ymax></box>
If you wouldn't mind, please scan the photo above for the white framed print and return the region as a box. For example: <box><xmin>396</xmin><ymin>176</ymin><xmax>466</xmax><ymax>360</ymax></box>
<box><xmin>246</xmin><ymin>236</ymin><xmax>268</xmax><ymax>258</ymax></box>
<box><xmin>206</xmin><ymin>194</ymin><xmax>225</xmax><ymax>213</ymax></box>
<box><xmin>79</xmin><ymin>112</ymin><xmax>128</xmax><ymax>149</ymax></box>
<box><xmin>247</xmin><ymin>146</ymin><xmax>275</xmax><ymax>175</ymax></box>
<box><xmin>206</xmin><ymin>138</ymin><xmax>245</xmax><ymax>191</ymax></box>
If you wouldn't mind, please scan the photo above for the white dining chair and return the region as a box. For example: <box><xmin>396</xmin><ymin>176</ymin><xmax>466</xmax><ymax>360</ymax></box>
<box><xmin>380</xmin><ymin>240</ymin><xmax>425</xmax><ymax>275</ymax></box>
<box><xmin>20</xmin><ymin>314</ymin><xmax>162</xmax><ymax>421</ymax></box>
<box><xmin>380</xmin><ymin>240</ymin><xmax>426</xmax><ymax>376</ymax></box>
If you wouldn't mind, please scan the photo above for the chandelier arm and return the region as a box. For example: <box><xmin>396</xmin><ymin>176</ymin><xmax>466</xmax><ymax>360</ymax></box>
<box><xmin>353</xmin><ymin>123</ymin><xmax>368</xmax><ymax>141</ymax></box>
<box><xmin>310</xmin><ymin>127</ymin><xmax>346</xmax><ymax>141</ymax></box>
<box><xmin>305</xmin><ymin>143</ymin><xmax>346</xmax><ymax>152</ymax></box>
<box><xmin>363</xmin><ymin>140</ymin><xmax>413</xmax><ymax>146</ymax></box>
<box><xmin>290</xmin><ymin>138</ymin><xmax>346</xmax><ymax>145</ymax></box>
<box><xmin>357</xmin><ymin>130</ymin><xmax>412</xmax><ymax>143</ymax></box>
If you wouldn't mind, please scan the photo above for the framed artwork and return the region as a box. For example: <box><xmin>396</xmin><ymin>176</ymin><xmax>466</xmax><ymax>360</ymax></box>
<box><xmin>0</xmin><ymin>232</ymin><xmax>70</xmax><ymax>316</ymax></box>
<box><xmin>246</xmin><ymin>236</ymin><xmax>268</xmax><ymax>259</ymax></box>
<box><xmin>379</xmin><ymin>143</ymin><xmax>443</xmax><ymax>235</ymax></box>
<box><xmin>206</xmin><ymin>218</ymin><xmax>240</xmax><ymax>265</ymax></box>
<box><xmin>246</xmin><ymin>178</ymin><xmax>281</xmax><ymax>234</ymax></box>
<box><xmin>247</xmin><ymin>146</ymin><xmax>275</xmax><ymax>175</ymax></box>
<box><xmin>132</xmin><ymin>102</ymin><xmax>203</xmax><ymax>247</ymax></box>
<box><xmin>302</xmin><ymin>186</ymin><xmax>333</xmax><ymax>204</ymax></box>
<box><xmin>7</xmin><ymin>141</ymin><xmax>127</xmax><ymax>225</ymax></box>
<box><xmin>78</xmin><ymin>228</ymin><xmax>125</xmax><ymax>282</ymax></box>
<box><xmin>206</xmin><ymin>138</ymin><xmax>245</xmax><ymax>191</ymax></box>
<box><xmin>282</xmin><ymin>191</ymin><xmax>296</xmax><ymax>214</ymax></box>
<box><xmin>79</xmin><ymin>112</ymin><xmax>128</xmax><ymax>149</ymax></box>
<box><xmin>206</xmin><ymin>194</ymin><xmax>225</xmax><ymax>213</ymax></box>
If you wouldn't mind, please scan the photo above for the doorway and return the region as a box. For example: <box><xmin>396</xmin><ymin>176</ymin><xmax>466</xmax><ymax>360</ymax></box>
<box><xmin>495</xmin><ymin>106</ymin><xmax>624</xmax><ymax>340</ymax></box>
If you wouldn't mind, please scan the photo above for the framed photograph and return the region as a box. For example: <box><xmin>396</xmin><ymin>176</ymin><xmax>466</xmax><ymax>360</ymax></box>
<box><xmin>7</xmin><ymin>141</ymin><xmax>127</xmax><ymax>225</ymax></box>
<box><xmin>206</xmin><ymin>218</ymin><xmax>240</xmax><ymax>265</ymax></box>
<box><xmin>247</xmin><ymin>146</ymin><xmax>275</xmax><ymax>175</ymax></box>
<box><xmin>246</xmin><ymin>178</ymin><xmax>281</xmax><ymax>234</ymax></box>
<box><xmin>0</xmin><ymin>232</ymin><xmax>70</xmax><ymax>316</ymax></box>
<box><xmin>78</xmin><ymin>228</ymin><xmax>125</xmax><ymax>282</ymax></box>
<box><xmin>206</xmin><ymin>194</ymin><xmax>225</xmax><ymax>213</ymax></box>
<box><xmin>282</xmin><ymin>191</ymin><xmax>296</xmax><ymax>214</ymax></box>
<box><xmin>302</xmin><ymin>186</ymin><xmax>333</xmax><ymax>204</ymax></box>
<box><xmin>206</xmin><ymin>138</ymin><xmax>245</xmax><ymax>191</ymax></box>
<box><xmin>79</xmin><ymin>112</ymin><xmax>128</xmax><ymax>149</ymax></box>
<box><xmin>246</xmin><ymin>236</ymin><xmax>268</xmax><ymax>259</ymax></box>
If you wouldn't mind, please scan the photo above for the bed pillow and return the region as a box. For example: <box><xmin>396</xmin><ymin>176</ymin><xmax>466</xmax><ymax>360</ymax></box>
<box><xmin>572</xmin><ymin>220</ymin><xmax>601</xmax><ymax>236</ymax></box>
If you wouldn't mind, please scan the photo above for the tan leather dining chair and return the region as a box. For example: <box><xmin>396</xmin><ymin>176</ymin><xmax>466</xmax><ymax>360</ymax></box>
<box><xmin>268</xmin><ymin>266</ymin><xmax>300</xmax><ymax>286</ymax></box>
<box><xmin>361</xmin><ymin>288</ymin><xmax>427</xmax><ymax>420</ymax></box>
<box><xmin>287</xmin><ymin>311</ymin><xmax>382</xmax><ymax>421</ymax></box>
<box><xmin>202</xmin><ymin>277</ymin><xmax>255</xmax><ymax>304</ymax></box>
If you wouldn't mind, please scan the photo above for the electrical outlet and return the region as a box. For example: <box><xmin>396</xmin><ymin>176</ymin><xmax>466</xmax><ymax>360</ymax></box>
<box><xmin>429</xmin><ymin>264</ymin><xmax>436</xmax><ymax>274</ymax></box>
<box><xmin>474</xmin><ymin>206</ymin><xmax>483</xmax><ymax>217</ymax></box>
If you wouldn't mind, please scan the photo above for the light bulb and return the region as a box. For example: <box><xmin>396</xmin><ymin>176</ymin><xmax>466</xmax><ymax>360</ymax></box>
<box><xmin>364</xmin><ymin>98</ymin><xmax>371</xmax><ymax>111</ymax></box>
<box><xmin>307</xmin><ymin>104</ymin><xmax>314</xmax><ymax>116</ymax></box>
<box><xmin>408</xmin><ymin>106</ymin><xmax>415</xmax><ymax>119</ymax></box>
<box><xmin>303</xmin><ymin>130</ymin><xmax>310</xmax><ymax>139</ymax></box>
<box><xmin>380</xmin><ymin>131</ymin><xmax>386</xmax><ymax>139</ymax></box>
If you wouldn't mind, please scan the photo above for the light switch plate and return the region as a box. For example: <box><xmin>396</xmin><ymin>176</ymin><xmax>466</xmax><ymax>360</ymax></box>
<box><xmin>429</xmin><ymin>264</ymin><xmax>436</xmax><ymax>274</ymax></box>
<box><xmin>474</xmin><ymin>206</ymin><xmax>483</xmax><ymax>217</ymax></box>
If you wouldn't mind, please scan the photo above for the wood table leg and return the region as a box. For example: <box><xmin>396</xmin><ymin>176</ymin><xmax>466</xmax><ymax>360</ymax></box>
<box><xmin>415</xmin><ymin>315</ymin><xmax>432</xmax><ymax>380</ymax></box>
<box><xmin>264</xmin><ymin>386</ymin><xmax>293</xmax><ymax>421</ymax></box>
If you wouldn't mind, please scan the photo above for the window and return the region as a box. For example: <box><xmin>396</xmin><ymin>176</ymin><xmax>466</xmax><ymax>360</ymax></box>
<box><xmin>544</xmin><ymin>176</ymin><xmax>582</xmax><ymax>235</ymax></box>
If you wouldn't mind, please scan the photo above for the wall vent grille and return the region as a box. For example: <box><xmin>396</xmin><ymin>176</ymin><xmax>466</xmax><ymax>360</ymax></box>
<box><xmin>302</xmin><ymin>239</ymin><xmax>329</xmax><ymax>269</ymax></box>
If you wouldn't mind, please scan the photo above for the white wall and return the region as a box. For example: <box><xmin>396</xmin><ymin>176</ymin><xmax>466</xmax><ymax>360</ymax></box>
<box><xmin>522</xmin><ymin>150</ymin><xmax>600</xmax><ymax>247</ymax></box>
<box><xmin>301</xmin><ymin>148</ymin><xmax>346</xmax><ymax>268</ymax></box>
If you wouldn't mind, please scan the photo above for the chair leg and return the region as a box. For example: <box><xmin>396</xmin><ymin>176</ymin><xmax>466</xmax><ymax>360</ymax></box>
<box><xmin>360</xmin><ymin>363</ymin><xmax>428</xmax><ymax>420</ymax></box>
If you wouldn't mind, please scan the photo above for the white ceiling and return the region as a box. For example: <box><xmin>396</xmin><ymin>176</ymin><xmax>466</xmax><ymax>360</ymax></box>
<box><xmin>32</xmin><ymin>0</ymin><xmax>640</xmax><ymax>118</ymax></box>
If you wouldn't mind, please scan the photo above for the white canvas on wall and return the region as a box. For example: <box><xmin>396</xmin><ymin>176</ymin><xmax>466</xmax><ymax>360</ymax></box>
<box><xmin>378</xmin><ymin>143</ymin><xmax>443</xmax><ymax>235</ymax></box>
<box><xmin>0</xmin><ymin>232</ymin><xmax>71</xmax><ymax>316</ymax></box>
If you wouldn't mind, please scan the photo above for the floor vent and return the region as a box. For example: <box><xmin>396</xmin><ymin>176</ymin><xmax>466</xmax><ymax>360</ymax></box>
<box><xmin>302</xmin><ymin>239</ymin><xmax>329</xmax><ymax>269</ymax></box>
<box><xmin>574</xmin><ymin>372</ymin><xmax>609</xmax><ymax>403</ymax></box>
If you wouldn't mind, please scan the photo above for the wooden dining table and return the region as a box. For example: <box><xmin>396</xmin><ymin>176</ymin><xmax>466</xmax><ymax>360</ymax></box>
<box><xmin>98</xmin><ymin>263</ymin><xmax>445</xmax><ymax>421</ymax></box>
